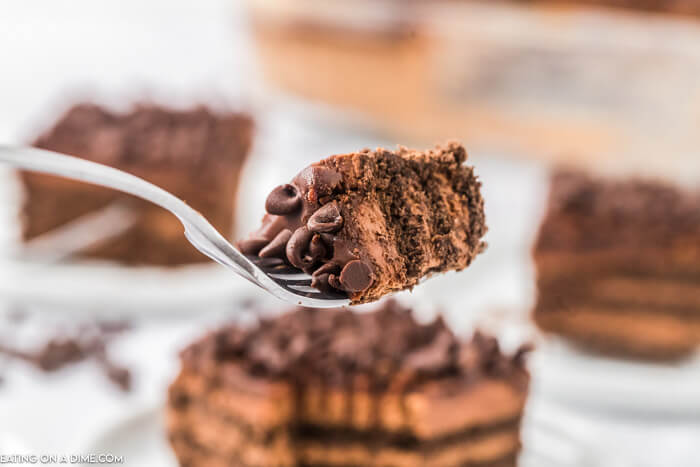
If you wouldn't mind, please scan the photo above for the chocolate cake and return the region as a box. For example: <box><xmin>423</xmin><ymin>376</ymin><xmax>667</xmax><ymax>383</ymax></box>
<box><xmin>20</xmin><ymin>104</ymin><xmax>254</xmax><ymax>266</ymax></box>
<box><xmin>533</xmin><ymin>170</ymin><xmax>700</xmax><ymax>359</ymax></box>
<box><xmin>238</xmin><ymin>142</ymin><xmax>487</xmax><ymax>304</ymax></box>
<box><xmin>167</xmin><ymin>300</ymin><xmax>530</xmax><ymax>467</ymax></box>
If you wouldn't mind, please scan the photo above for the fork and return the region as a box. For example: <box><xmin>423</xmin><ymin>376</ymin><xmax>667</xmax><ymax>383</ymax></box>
<box><xmin>0</xmin><ymin>145</ymin><xmax>350</xmax><ymax>308</ymax></box>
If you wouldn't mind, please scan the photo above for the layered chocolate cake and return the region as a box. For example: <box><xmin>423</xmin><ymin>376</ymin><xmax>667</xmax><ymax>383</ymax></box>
<box><xmin>167</xmin><ymin>300</ymin><xmax>530</xmax><ymax>467</ymax></box>
<box><xmin>21</xmin><ymin>104</ymin><xmax>254</xmax><ymax>266</ymax></box>
<box><xmin>238</xmin><ymin>142</ymin><xmax>487</xmax><ymax>303</ymax></box>
<box><xmin>533</xmin><ymin>170</ymin><xmax>700</xmax><ymax>359</ymax></box>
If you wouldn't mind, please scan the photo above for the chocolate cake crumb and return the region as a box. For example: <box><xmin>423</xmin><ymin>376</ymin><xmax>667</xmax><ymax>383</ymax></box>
<box><xmin>34</xmin><ymin>338</ymin><xmax>88</xmax><ymax>371</ymax></box>
<box><xmin>0</xmin><ymin>318</ymin><xmax>133</xmax><ymax>392</ymax></box>
<box><xmin>96</xmin><ymin>354</ymin><xmax>132</xmax><ymax>392</ymax></box>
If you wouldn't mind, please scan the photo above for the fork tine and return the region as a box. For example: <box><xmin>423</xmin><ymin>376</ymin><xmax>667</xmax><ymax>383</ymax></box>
<box><xmin>274</xmin><ymin>278</ymin><xmax>314</xmax><ymax>287</ymax></box>
<box><xmin>286</xmin><ymin>285</ymin><xmax>323</xmax><ymax>294</ymax></box>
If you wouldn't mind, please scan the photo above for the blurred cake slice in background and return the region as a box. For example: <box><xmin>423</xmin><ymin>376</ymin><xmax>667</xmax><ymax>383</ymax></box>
<box><xmin>167</xmin><ymin>300</ymin><xmax>531</xmax><ymax>467</ymax></box>
<box><xmin>246</xmin><ymin>0</ymin><xmax>700</xmax><ymax>175</ymax></box>
<box><xmin>523</xmin><ymin>0</ymin><xmax>700</xmax><ymax>16</ymax></box>
<box><xmin>533</xmin><ymin>170</ymin><xmax>700</xmax><ymax>360</ymax></box>
<box><xmin>248</xmin><ymin>0</ymin><xmax>432</xmax><ymax>133</ymax></box>
<box><xmin>237</xmin><ymin>142</ymin><xmax>487</xmax><ymax>304</ymax></box>
<box><xmin>20</xmin><ymin>104</ymin><xmax>254</xmax><ymax>266</ymax></box>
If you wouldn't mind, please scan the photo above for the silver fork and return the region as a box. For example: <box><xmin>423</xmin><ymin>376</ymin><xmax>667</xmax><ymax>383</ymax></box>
<box><xmin>0</xmin><ymin>145</ymin><xmax>350</xmax><ymax>308</ymax></box>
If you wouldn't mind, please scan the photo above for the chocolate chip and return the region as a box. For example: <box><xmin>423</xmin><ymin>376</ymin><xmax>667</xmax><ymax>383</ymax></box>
<box><xmin>257</xmin><ymin>214</ymin><xmax>287</xmax><ymax>239</ymax></box>
<box><xmin>339</xmin><ymin>260</ymin><xmax>374</xmax><ymax>292</ymax></box>
<box><xmin>307</xmin><ymin>202</ymin><xmax>343</xmax><ymax>233</ymax></box>
<box><xmin>314</xmin><ymin>262</ymin><xmax>340</xmax><ymax>276</ymax></box>
<box><xmin>265</xmin><ymin>184</ymin><xmax>301</xmax><ymax>215</ymax></box>
<box><xmin>286</xmin><ymin>227</ymin><xmax>314</xmax><ymax>269</ymax></box>
<box><xmin>308</xmin><ymin>235</ymin><xmax>327</xmax><ymax>261</ymax></box>
<box><xmin>298</xmin><ymin>166</ymin><xmax>342</xmax><ymax>199</ymax></box>
<box><xmin>311</xmin><ymin>263</ymin><xmax>342</xmax><ymax>292</ymax></box>
<box><xmin>259</xmin><ymin>229</ymin><xmax>292</xmax><ymax>258</ymax></box>
<box><xmin>328</xmin><ymin>273</ymin><xmax>343</xmax><ymax>290</ymax></box>
<box><xmin>311</xmin><ymin>273</ymin><xmax>333</xmax><ymax>293</ymax></box>
<box><xmin>237</xmin><ymin>236</ymin><xmax>269</xmax><ymax>255</ymax></box>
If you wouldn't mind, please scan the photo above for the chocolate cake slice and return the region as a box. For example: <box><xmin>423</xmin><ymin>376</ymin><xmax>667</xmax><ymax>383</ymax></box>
<box><xmin>167</xmin><ymin>300</ymin><xmax>530</xmax><ymax>467</ymax></box>
<box><xmin>238</xmin><ymin>142</ymin><xmax>487</xmax><ymax>303</ymax></box>
<box><xmin>21</xmin><ymin>104</ymin><xmax>253</xmax><ymax>266</ymax></box>
<box><xmin>533</xmin><ymin>170</ymin><xmax>700</xmax><ymax>359</ymax></box>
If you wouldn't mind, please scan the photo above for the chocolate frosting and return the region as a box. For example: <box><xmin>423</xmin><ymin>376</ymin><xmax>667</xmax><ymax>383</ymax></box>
<box><xmin>537</xmin><ymin>170</ymin><xmax>700</xmax><ymax>251</ymax></box>
<box><xmin>238</xmin><ymin>165</ymin><xmax>374</xmax><ymax>294</ymax></box>
<box><xmin>33</xmin><ymin>104</ymin><xmax>253</xmax><ymax>168</ymax></box>
<box><xmin>181</xmin><ymin>300</ymin><xmax>530</xmax><ymax>391</ymax></box>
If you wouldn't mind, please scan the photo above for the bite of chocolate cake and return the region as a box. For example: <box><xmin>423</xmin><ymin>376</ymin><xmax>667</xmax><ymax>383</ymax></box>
<box><xmin>238</xmin><ymin>142</ymin><xmax>487</xmax><ymax>304</ymax></box>
<box><xmin>167</xmin><ymin>300</ymin><xmax>530</xmax><ymax>467</ymax></box>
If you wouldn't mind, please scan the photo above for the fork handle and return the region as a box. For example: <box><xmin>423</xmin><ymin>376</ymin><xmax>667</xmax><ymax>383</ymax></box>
<box><xmin>0</xmin><ymin>145</ymin><xmax>258</xmax><ymax>283</ymax></box>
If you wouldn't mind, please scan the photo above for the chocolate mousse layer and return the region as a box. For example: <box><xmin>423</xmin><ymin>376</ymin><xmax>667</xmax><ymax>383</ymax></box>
<box><xmin>533</xmin><ymin>170</ymin><xmax>700</xmax><ymax>359</ymax></box>
<box><xmin>238</xmin><ymin>142</ymin><xmax>487</xmax><ymax>303</ymax></box>
<box><xmin>167</xmin><ymin>300</ymin><xmax>530</xmax><ymax>467</ymax></box>
<box><xmin>21</xmin><ymin>103</ymin><xmax>253</xmax><ymax>266</ymax></box>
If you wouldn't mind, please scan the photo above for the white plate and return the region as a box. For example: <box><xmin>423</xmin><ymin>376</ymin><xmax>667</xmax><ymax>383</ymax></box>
<box><xmin>531</xmin><ymin>338</ymin><xmax>700</xmax><ymax>416</ymax></box>
<box><xmin>83</xmin><ymin>404</ymin><xmax>598</xmax><ymax>467</ymax></box>
<box><xmin>82</xmin><ymin>407</ymin><xmax>176</xmax><ymax>467</ymax></box>
<box><xmin>0</xmin><ymin>258</ymin><xmax>258</xmax><ymax>315</ymax></box>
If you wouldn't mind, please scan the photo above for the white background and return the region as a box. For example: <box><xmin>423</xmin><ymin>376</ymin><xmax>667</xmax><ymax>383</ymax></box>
<box><xmin>1</xmin><ymin>1</ymin><xmax>700</xmax><ymax>466</ymax></box>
